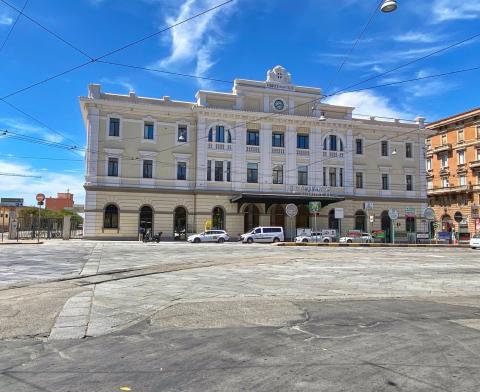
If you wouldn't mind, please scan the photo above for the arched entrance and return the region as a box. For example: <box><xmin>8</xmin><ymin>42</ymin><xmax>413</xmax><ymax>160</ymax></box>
<box><xmin>139</xmin><ymin>205</ymin><xmax>153</xmax><ymax>234</ymax></box>
<box><xmin>173</xmin><ymin>206</ymin><xmax>187</xmax><ymax>240</ymax></box>
<box><xmin>212</xmin><ymin>207</ymin><xmax>225</xmax><ymax>230</ymax></box>
<box><xmin>381</xmin><ymin>210</ymin><xmax>392</xmax><ymax>243</ymax></box>
<box><xmin>328</xmin><ymin>209</ymin><xmax>339</xmax><ymax>232</ymax></box>
<box><xmin>244</xmin><ymin>204</ymin><xmax>259</xmax><ymax>232</ymax></box>
<box><xmin>270</xmin><ymin>204</ymin><xmax>285</xmax><ymax>229</ymax></box>
<box><xmin>354</xmin><ymin>210</ymin><xmax>366</xmax><ymax>232</ymax></box>
<box><xmin>296</xmin><ymin>205</ymin><xmax>309</xmax><ymax>229</ymax></box>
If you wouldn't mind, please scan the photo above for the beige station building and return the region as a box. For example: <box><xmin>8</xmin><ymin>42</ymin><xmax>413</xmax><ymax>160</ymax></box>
<box><xmin>79</xmin><ymin>66</ymin><xmax>430</xmax><ymax>241</ymax></box>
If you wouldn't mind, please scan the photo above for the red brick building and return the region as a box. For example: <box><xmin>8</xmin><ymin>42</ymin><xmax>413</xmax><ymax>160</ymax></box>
<box><xmin>45</xmin><ymin>192</ymin><xmax>74</xmax><ymax>212</ymax></box>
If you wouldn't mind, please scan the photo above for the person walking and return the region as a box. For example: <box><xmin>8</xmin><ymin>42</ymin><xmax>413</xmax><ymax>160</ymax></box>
<box><xmin>139</xmin><ymin>226</ymin><xmax>145</xmax><ymax>242</ymax></box>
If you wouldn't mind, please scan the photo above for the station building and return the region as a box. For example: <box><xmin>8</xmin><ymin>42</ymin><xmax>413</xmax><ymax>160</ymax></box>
<box><xmin>80</xmin><ymin>66</ymin><xmax>429</xmax><ymax>241</ymax></box>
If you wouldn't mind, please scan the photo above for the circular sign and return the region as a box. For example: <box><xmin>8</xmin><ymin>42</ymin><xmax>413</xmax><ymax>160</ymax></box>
<box><xmin>423</xmin><ymin>207</ymin><xmax>435</xmax><ymax>220</ymax></box>
<box><xmin>36</xmin><ymin>193</ymin><xmax>45</xmax><ymax>203</ymax></box>
<box><xmin>285</xmin><ymin>203</ymin><xmax>298</xmax><ymax>218</ymax></box>
<box><xmin>454</xmin><ymin>211</ymin><xmax>463</xmax><ymax>223</ymax></box>
<box><xmin>388</xmin><ymin>208</ymin><xmax>399</xmax><ymax>220</ymax></box>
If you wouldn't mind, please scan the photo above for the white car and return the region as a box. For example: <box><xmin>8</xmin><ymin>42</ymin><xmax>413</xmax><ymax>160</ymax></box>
<box><xmin>295</xmin><ymin>232</ymin><xmax>333</xmax><ymax>243</ymax></box>
<box><xmin>470</xmin><ymin>234</ymin><xmax>480</xmax><ymax>249</ymax></box>
<box><xmin>241</xmin><ymin>226</ymin><xmax>284</xmax><ymax>243</ymax></box>
<box><xmin>187</xmin><ymin>230</ymin><xmax>230</xmax><ymax>243</ymax></box>
<box><xmin>339</xmin><ymin>233</ymin><xmax>373</xmax><ymax>244</ymax></box>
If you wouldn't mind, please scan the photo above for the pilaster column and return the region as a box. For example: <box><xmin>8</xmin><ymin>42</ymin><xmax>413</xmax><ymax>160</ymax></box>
<box><xmin>195</xmin><ymin>116</ymin><xmax>207</xmax><ymax>189</ymax></box>
<box><xmin>86</xmin><ymin>107</ymin><xmax>100</xmax><ymax>181</ymax></box>
<box><xmin>286</xmin><ymin>125</ymin><xmax>297</xmax><ymax>186</ymax></box>
<box><xmin>310</xmin><ymin>127</ymin><xmax>322</xmax><ymax>186</ymax></box>
<box><xmin>232</xmin><ymin>120</ymin><xmax>247</xmax><ymax>190</ymax></box>
<box><xmin>418</xmin><ymin>135</ymin><xmax>427</xmax><ymax>199</ymax></box>
<box><xmin>345</xmin><ymin>129</ymin><xmax>354</xmax><ymax>195</ymax></box>
<box><xmin>260</xmin><ymin>122</ymin><xmax>272</xmax><ymax>191</ymax></box>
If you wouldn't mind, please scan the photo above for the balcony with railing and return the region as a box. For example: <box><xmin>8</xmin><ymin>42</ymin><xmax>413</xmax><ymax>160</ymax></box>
<box><xmin>322</xmin><ymin>150</ymin><xmax>344</xmax><ymax>159</ymax></box>
<box><xmin>246</xmin><ymin>145</ymin><xmax>260</xmax><ymax>153</ymax></box>
<box><xmin>296</xmin><ymin>148</ymin><xmax>310</xmax><ymax>157</ymax></box>
<box><xmin>470</xmin><ymin>159</ymin><xmax>480</xmax><ymax>170</ymax></box>
<box><xmin>433</xmin><ymin>143</ymin><xmax>452</xmax><ymax>154</ymax></box>
<box><xmin>428</xmin><ymin>185</ymin><xmax>471</xmax><ymax>195</ymax></box>
<box><xmin>272</xmin><ymin>146</ymin><xmax>285</xmax><ymax>155</ymax></box>
<box><xmin>208</xmin><ymin>142</ymin><xmax>232</xmax><ymax>151</ymax></box>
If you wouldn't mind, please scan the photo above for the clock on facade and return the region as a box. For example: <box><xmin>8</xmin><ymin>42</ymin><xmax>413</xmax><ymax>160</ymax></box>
<box><xmin>273</xmin><ymin>99</ymin><xmax>285</xmax><ymax>111</ymax></box>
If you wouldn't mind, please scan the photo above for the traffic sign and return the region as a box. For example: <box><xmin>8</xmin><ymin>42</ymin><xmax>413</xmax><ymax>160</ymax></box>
<box><xmin>423</xmin><ymin>207</ymin><xmax>435</xmax><ymax>220</ymax></box>
<box><xmin>454</xmin><ymin>211</ymin><xmax>463</xmax><ymax>223</ymax></box>
<box><xmin>334</xmin><ymin>208</ymin><xmax>344</xmax><ymax>219</ymax></box>
<box><xmin>36</xmin><ymin>193</ymin><xmax>45</xmax><ymax>203</ymax></box>
<box><xmin>285</xmin><ymin>204</ymin><xmax>298</xmax><ymax>217</ymax></box>
<box><xmin>308</xmin><ymin>201</ymin><xmax>321</xmax><ymax>214</ymax></box>
<box><xmin>388</xmin><ymin>208</ymin><xmax>399</xmax><ymax>220</ymax></box>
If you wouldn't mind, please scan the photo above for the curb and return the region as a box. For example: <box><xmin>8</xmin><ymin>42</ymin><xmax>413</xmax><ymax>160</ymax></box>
<box><xmin>277</xmin><ymin>243</ymin><xmax>472</xmax><ymax>248</ymax></box>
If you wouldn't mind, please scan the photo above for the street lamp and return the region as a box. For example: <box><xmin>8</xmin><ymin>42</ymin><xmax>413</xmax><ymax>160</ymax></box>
<box><xmin>381</xmin><ymin>0</ymin><xmax>397</xmax><ymax>13</ymax></box>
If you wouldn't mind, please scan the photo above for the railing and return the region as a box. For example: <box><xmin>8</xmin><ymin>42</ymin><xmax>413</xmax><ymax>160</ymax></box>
<box><xmin>246</xmin><ymin>145</ymin><xmax>260</xmax><ymax>153</ymax></box>
<box><xmin>272</xmin><ymin>147</ymin><xmax>285</xmax><ymax>155</ymax></box>
<box><xmin>322</xmin><ymin>150</ymin><xmax>344</xmax><ymax>158</ymax></box>
<box><xmin>433</xmin><ymin>143</ymin><xmax>452</xmax><ymax>154</ymax></box>
<box><xmin>208</xmin><ymin>142</ymin><xmax>232</xmax><ymax>151</ymax></box>
<box><xmin>470</xmin><ymin>159</ymin><xmax>480</xmax><ymax>169</ymax></box>
<box><xmin>296</xmin><ymin>148</ymin><xmax>310</xmax><ymax>156</ymax></box>
<box><xmin>427</xmin><ymin>185</ymin><xmax>471</xmax><ymax>195</ymax></box>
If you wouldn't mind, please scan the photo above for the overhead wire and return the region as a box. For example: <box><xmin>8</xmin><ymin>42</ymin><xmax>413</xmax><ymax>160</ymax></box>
<box><xmin>0</xmin><ymin>0</ymin><xmax>28</xmax><ymax>54</ymax></box>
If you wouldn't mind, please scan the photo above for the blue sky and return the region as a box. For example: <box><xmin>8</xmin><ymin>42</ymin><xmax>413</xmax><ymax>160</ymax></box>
<box><xmin>0</xmin><ymin>0</ymin><xmax>479</xmax><ymax>205</ymax></box>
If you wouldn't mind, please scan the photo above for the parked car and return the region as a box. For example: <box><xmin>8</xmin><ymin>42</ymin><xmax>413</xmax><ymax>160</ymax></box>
<box><xmin>470</xmin><ymin>234</ymin><xmax>480</xmax><ymax>249</ymax></box>
<box><xmin>187</xmin><ymin>230</ymin><xmax>230</xmax><ymax>243</ymax></box>
<box><xmin>241</xmin><ymin>226</ymin><xmax>284</xmax><ymax>243</ymax></box>
<box><xmin>295</xmin><ymin>231</ymin><xmax>333</xmax><ymax>243</ymax></box>
<box><xmin>339</xmin><ymin>232</ymin><xmax>373</xmax><ymax>243</ymax></box>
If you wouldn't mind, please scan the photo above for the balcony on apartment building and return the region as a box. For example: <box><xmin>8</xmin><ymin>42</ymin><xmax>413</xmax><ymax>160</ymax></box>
<box><xmin>322</xmin><ymin>150</ymin><xmax>344</xmax><ymax>159</ymax></box>
<box><xmin>433</xmin><ymin>143</ymin><xmax>452</xmax><ymax>154</ymax></box>
<box><xmin>428</xmin><ymin>185</ymin><xmax>472</xmax><ymax>195</ymax></box>
<box><xmin>470</xmin><ymin>159</ymin><xmax>480</xmax><ymax>170</ymax></box>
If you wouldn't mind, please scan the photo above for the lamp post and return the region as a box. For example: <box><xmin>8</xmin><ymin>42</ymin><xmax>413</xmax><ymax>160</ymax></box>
<box><xmin>381</xmin><ymin>0</ymin><xmax>398</xmax><ymax>13</ymax></box>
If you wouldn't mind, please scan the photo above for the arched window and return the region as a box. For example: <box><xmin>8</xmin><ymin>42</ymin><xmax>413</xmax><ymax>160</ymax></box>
<box><xmin>139</xmin><ymin>205</ymin><xmax>153</xmax><ymax>233</ymax></box>
<box><xmin>104</xmin><ymin>204</ymin><xmax>118</xmax><ymax>229</ymax></box>
<box><xmin>174</xmin><ymin>206</ymin><xmax>187</xmax><ymax>239</ymax></box>
<box><xmin>208</xmin><ymin>125</ymin><xmax>232</xmax><ymax>144</ymax></box>
<box><xmin>212</xmin><ymin>207</ymin><xmax>225</xmax><ymax>230</ymax></box>
<box><xmin>354</xmin><ymin>210</ymin><xmax>366</xmax><ymax>232</ymax></box>
<box><xmin>208</xmin><ymin>128</ymin><xmax>213</xmax><ymax>142</ymax></box>
<box><xmin>226</xmin><ymin>129</ymin><xmax>232</xmax><ymax>144</ymax></box>
<box><xmin>323</xmin><ymin>135</ymin><xmax>344</xmax><ymax>151</ymax></box>
<box><xmin>328</xmin><ymin>209</ymin><xmax>339</xmax><ymax>231</ymax></box>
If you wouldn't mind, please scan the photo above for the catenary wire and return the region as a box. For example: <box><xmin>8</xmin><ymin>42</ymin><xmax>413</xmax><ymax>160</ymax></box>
<box><xmin>0</xmin><ymin>0</ymin><xmax>28</xmax><ymax>54</ymax></box>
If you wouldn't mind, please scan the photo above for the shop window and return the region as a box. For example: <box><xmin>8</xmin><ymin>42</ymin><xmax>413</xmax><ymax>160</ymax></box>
<box><xmin>406</xmin><ymin>217</ymin><xmax>416</xmax><ymax>233</ymax></box>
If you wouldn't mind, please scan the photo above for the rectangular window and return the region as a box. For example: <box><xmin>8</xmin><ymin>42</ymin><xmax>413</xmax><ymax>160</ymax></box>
<box><xmin>273</xmin><ymin>165</ymin><xmax>283</xmax><ymax>184</ymax></box>
<box><xmin>441</xmin><ymin>134</ymin><xmax>447</xmax><ymax>145</ymax></box>
<box><xmin>247</xmin><ymin>163</ymin><xmax>258</xmax><ymax>183</ymax></box>
<box><xmin>329</xmin><ymin>167</ymin><xmax>337</xmax><ymax>187</ymax></box>
<box><xmin>477</xmin><ymin>149</ymin><xmax>480</xmax><ymax>161</ymax></box>
<box><xmin>247</xmin><ymin>130</ymin><xmax>259</xmax><ymax>146</ymax></box>
<box><xmin>382</xmin><ymin>174</ymin><xmax>389</xmax><ymax>190</ymax></box>
<box><xmin>215</xmin><ymin>161</ymin><xmax>223</xmax><ymax>182</ymax></box>
<box><xmin>226</xmin><ymin>161</ymin><xmax>231</xmax><ymax>182</ymax></box>
<box><xmin>355</xmin><ymin>139</ymin><xmax>363</xmax><ymax>154</ymax></box>
<box><xmin>107</xmin><ymin>158</ymin><xmax>118</xmax><ymax>177</ymax></box>
<box><xmin>406</xmin><ymin>142</ymin><xmax>412</xmax><ymax>158</ymax></box>
<box><xmin>427</xmin><ymin>180</ymin><xmax>433</xmax><ymax>190</ymax></box>
<box><xmin>143</xmin><ymin>160</ymin><xmax>153</xmax><ymax>179</ymax></box>
<box><xmin>458</xmin><ymin>150</ymin><xmax>465</xmax><ymax>165</ymax></box>
<box><xmin>477</xmin><ymin>126</ymin><xmax>480</xmax><ymax>139</ymax></box>
<box><xmin>298</xmin><ymin>166</ymin><xmax>308</xmax><ymax>185</ymax></box>
<box><xmin>177</xmin><ymin>125</ymin><xmax>187</xmax><ymax>142</ymax></box>
<box><xmin>272</xmin><ymin>132</ymin><xmax>284</xmax><ymax>147</ymax></box>
<box><xmin>339</xmin><ymin>168</ymin><xmax>343</xmax><ymax>187</ymax></box>
<box><xmin>109</xmin><ymin>118</ymin><xmax>120</xmax><ymax>137</ymax></box>
<box><xmin>381</xmin><ymin>141</ymin><xmax>388</xmax><ymax>157</ymax></box>
<box><xmin>441</xmin><ymin>154</ymin><xmax>448</xmax><ymax>168</ymax></box>
<box><xmin>177</xmin><ymin>162</ymin><xmax>186</xmax><ymax>181</ymax></box>
<box><xmin>459</xmin><ymin>175</ymin><xmax>466</xmax><ymax>186</ymax></box>
<box><xmin>355</xmin><ymin>172</ymin><xmax>363</xmax><ymax>189</ymax></box>
<box><xmin>216</xmin><ymin>126</ymin><xmax>225</xmax><ymax>143</ymax></box>
<box><xmin>144</xmin><ymin>122</ymin><xmax>154</xmax><ymax>140</ymax></box>
<box><xmin>297</xmin><ymin>134</ymin><xmax>309</xmax><ymax>149</ymax></box>
<box><xmin>406</xmin><ymin>174</ymin><xmax>413</xmax><ymax>191</ymax></box>
<box><xmin>442</xmin><ymin>178</ymin><xmax>449</xmax><ymax>188</ymax></box>
<box><xmin>207</xmin><ymin>160</ymin><xmax>211</xmax><ymax>181</ymax></box>
<box><xmin>458</xmin><ymin>129</ymin><xmax>464</xmax><ymax>142</ymax></box>
<box><xmin>426</xmin><ymin>158</ymin><xmax>432</xmax><ymax>170</ymax></box>
<box><xmin>323</xmin><ymin>167</ymin><xmax>327</xmax><ymax>186</ymax></box>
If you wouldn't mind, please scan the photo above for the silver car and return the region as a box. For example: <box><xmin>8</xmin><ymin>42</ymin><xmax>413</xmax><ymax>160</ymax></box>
<box><xmin>295</xmin><ymin>232</ymin><xmax>332</xmax><ymax>243</ymax></box>
<box><xmin>187</xmin><ymin>230</ymin><xmax>230</xmax><ymax>243</ymax></box>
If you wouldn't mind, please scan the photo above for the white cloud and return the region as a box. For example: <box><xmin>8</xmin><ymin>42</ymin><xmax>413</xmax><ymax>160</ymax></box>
<box><xmin>0</xmin><ymin>117</ymin><xmax>64</xmax><ymax>143</ymax></box>
<box><xmin>325</xmin><ymin>90</ymin><xmax>413</xmax><ymax>120</ymax></box>
<box><xmin>394</xmin><ymin>31</ymin><xmax>443</xmax><ymax>44</ymax></box>
<box><xmin>153</xmin><ymin>0</ymin><xmax>237</xmax><ymax>88</ymax></box>
<box><xmin>0</xmin><ymin>160</ymin><xmax>85</xmax><ymax>205</ymax></box>
<box><xmin>100</xmin><ymin>77</ymin><xmax>135</xmax><ymax>93</ymax></box>
<box><xmin>432</xmin><ymin>0</ymin><xmax>480</xmax><ymax>23</ymax></box>
<box><xmin>0</xmin><ymin>14</ymin><xmax>13</xmax><ymax>26</ymax></box>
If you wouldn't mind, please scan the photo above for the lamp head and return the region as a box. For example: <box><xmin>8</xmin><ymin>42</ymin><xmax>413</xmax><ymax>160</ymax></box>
<box><xmin>381</xmin><ymin>0</ymin><xmax>397</xmax><ymax>13</ymax></box>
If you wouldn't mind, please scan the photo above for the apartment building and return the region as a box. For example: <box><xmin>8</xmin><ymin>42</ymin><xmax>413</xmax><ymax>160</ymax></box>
<box><xmin>426</xmin><ymin>107</ymin><xmax>480</xmax><ymax>241</ymax></box>
<box><xmin>80</xmin><ymin>65</ymin><xmax>429</xmax><ymax>241</ymax></box>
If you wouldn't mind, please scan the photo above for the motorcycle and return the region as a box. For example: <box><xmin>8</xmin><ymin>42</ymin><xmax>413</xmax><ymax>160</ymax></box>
<box><xmin>143</xmin><ymin>231</ymin><xmax>162</xmax><ymax>243</ymax></box>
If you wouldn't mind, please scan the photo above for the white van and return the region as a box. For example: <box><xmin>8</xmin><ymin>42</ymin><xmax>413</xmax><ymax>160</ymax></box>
<box><xmin>241</xmin><ymin>226</ymin><xmax>284</xmax><ymax>243</ymax></box>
